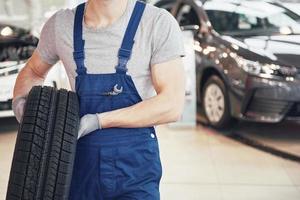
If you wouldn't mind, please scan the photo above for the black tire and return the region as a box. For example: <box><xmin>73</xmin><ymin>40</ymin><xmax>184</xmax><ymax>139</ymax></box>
<box><xmin>202</xmin><ymin>75</ymin><xmax>233</xmax><ymax>129</ymax></box>
<box><xmin>6</xmin><ymin>86</ymin><xmax>79</xmax><ymax>200</ymax></box>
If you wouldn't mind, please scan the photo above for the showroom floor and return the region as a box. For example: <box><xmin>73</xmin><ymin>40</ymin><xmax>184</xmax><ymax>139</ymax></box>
<box><xmin>0</xmin><ymin>118</ymin><xmax>300</xmax><ymax>200</ymax></box>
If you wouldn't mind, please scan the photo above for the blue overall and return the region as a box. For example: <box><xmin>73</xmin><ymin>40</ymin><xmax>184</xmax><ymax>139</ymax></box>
<box><xmin>69</xmin><ymin>1</ymin><xmax>162</xmax><ymax>199</ymax></box>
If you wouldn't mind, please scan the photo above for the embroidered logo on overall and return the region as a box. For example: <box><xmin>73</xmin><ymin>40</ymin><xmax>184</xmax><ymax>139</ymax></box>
<box><xmin>102</xmin><ymin>84</ymin><xmax>123</xmax><ymax>96</ymax></box>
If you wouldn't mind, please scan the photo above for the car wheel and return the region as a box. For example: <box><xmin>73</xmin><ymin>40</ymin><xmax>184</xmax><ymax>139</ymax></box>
<box><xmin>203</xmin><ymin>75</ymin><xmax>233</xmax><ymax>129</ymax></box>
<box><xmin>6</xmin><ymin>86</ymin><xmax>79</xmax><ymax>200</ymax></box>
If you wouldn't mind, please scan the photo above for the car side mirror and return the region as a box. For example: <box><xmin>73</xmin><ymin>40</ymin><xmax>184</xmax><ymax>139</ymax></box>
<box><xmin>279</xmin><ymin>26</ymin><xmax>293</xmax><ymax>35</ymax></box>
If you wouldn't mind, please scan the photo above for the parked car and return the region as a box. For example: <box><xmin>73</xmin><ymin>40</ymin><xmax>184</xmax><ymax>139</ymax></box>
<box><xmin>0</xmin><ymin>23</ymin><xmax>69</xmax><ymax>118</ymax></box>
<box><xmin>155</xmin><ymin>0</ymin><xmax>300</xmax><ymax>128</ymax></box>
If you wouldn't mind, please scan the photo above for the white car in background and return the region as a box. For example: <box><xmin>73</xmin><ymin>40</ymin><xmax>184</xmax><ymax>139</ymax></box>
<box><xmin>0</xmin><ymin>23</ymin><xmax>69</xmax><ymax>118</ymax></box>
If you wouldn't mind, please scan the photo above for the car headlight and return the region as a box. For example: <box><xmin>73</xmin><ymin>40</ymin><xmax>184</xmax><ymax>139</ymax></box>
<box><xmin>0</xmin><ymin>26</ymin><xmax>14</xmax><ymax>37</ymax></box>
<box><xmin>236</xmin><ymin>58</ymin><xmax>297</xmax><ymax>77</ymax></box>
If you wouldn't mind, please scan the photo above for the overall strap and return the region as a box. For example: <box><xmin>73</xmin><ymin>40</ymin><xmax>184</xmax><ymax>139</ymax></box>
<box><xmin>115</xmin><ymin>1</ymin><xmax>146</xmax><ymax>74</ymax></box>
<box><xmin>73</xmin><ymin>3</ymin><xmax>87</xmax><ymax>75</ymax></box>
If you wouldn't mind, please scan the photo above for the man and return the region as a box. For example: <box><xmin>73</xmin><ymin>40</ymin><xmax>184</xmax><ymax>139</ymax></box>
<box><xmin>12</xmin><ymin>0</ymin><xmax>185</xmax><ymax>199</ymax></box>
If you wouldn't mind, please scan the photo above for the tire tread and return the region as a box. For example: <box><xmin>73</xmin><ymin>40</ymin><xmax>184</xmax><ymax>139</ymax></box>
<box><xmin>6</xmin><ymin>86</ymin><xmax>79</xmax><ymax>200</ymax></box>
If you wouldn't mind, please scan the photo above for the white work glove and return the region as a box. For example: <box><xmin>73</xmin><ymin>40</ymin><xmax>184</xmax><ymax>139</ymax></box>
<box><xmin>77</xmin><ymin>114</ymin><xmax>101</xmax><ymax>139</ymax></box>
<box><xmin>12</xmin><ymin>97</ymin><xmax>27</xmax><ymax>123</ymax></box>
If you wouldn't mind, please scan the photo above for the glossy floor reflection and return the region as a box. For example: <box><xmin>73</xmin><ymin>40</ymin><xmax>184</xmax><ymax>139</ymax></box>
<box><xmin>158</xmin><ymin>125</ymin><xmax>300</xmax><ymax>200</ymax></box>
<box><xmin>0</xmin><ymin>118</ymin><xmax>300</xmax><ymax>200</ymax></box>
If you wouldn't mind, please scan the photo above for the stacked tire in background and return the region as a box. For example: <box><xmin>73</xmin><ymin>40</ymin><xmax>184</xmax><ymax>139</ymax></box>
<box><xmin>6</xmin><ymin>86</ymin><xmax>80</xmax><ymax>200</ymax></box>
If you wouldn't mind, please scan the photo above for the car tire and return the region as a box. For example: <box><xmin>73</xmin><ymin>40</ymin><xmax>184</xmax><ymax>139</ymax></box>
<box><xmin>202</xmin><ymin>75</ymin><xmax>233</xmax><ymax>129</ymax></box>
<box><xmin>6</xmin><ymin>86</ymin><xmax>79</xmax><ymax>200</ymax></box>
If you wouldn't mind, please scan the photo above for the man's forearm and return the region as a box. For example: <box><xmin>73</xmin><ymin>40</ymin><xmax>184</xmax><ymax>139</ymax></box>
<box><xmin>13</xmin><ymin>62</ymin><xmax>45</xmax><ymax>99</ymax></box>
<box><xmin>99</xmin><ymin>93</ymin><xmax>184</xmax><ymax>129</ymax></box>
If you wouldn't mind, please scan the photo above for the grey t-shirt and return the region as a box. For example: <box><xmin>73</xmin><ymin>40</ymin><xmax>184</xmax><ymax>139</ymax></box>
<box><xmin>37</xmin><ymin>0</ymin><xmax>185</xmax><ymax>100</ymax></box>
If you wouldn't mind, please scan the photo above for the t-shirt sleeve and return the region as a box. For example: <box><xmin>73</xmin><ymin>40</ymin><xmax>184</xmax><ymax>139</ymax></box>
<box><xmin>150</xmin><ymin>9</ymin><xmax>185</xmax><ymax>66</ymax></box>
<box><xmin>36</xmin><ymin>13</ymin><xmax>59</xmax><ymax>65</ymax></box>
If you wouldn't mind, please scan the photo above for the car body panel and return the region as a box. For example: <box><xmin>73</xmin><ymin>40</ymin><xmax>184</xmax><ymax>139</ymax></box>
<box><xmin>242</xmin><ymin>35</ymin><xmax>300</xmax><ymax>68</ymax></box>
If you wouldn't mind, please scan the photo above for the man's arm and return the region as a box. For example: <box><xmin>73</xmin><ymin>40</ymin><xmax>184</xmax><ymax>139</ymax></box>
<box><xmin>99</xmin><ymin>57</ymin><xmax>185</xmax><ymax>128</ymax></box>
<box><xmin>13</xmin><ymin>51</ymin><xmax>54</xmax><ymax>98</ymax></box>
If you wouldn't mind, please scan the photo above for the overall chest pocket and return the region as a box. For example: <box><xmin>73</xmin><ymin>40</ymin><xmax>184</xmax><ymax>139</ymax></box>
<box><xmin>79</xmin><ymin>91</ymin><xmax>141</xmax><ymax>114</ymax></box>
<box><xmin>80</xmin><ymin>95</ymin><xmax>112</xmax><ymax>114</ymax></box>
<box><xmin>110</xmin><ymin>92</ymin><xmax>141</xmax><ymax>110</ymax></box>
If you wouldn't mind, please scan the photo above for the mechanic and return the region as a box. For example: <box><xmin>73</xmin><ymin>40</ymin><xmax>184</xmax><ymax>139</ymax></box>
<box><xmin>12</xmin><ymin>0</ymin><xmax>185</xmax><ymax>199</ymax></box>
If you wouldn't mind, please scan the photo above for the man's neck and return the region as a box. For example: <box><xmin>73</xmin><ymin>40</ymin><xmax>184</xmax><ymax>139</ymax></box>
<box><xmin>84</xmin><ymin>0</ymin><xmax>129</xmax><ymax>29</ymax></box>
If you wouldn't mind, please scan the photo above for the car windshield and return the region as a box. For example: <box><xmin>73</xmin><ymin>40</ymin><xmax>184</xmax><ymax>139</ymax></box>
<box><xmin>205</xmin><ymin>1</ymin><xmax>300</xmax><ymax>36</ymax></box>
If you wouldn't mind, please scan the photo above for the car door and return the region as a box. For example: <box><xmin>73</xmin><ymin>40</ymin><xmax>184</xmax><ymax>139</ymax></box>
<box><xmin>171</xmin><ymin>1</ymin><xmax>218</xmax><ymax>104</ymax></box>
<box><xmin>173</xmin><ymin>0</ymin><xmax>220</xmax><ymax>70</ymax></box>
<box><xmin>173</xmin><ymin>1</ymin><xmax>239</xmax><ymax>103</ymax></box>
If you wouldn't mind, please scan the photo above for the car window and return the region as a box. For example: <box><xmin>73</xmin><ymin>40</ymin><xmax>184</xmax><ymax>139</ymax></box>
<box><xmin>206</xmin><ymin>10</ymin><xmax>240</xmax><ymax>32</ymax></box>
<box><xmin>207</xmin><ymin>9</ymin><xmax>300</xmax><ymax>34</ymax></box>
<box><xmin>176</xmin><ymin>4</ymin><xmax>200</xmax><ymax>27</ymax></box>
<box><xmin>206</xmin><ymin>1</ymin><xmax>300</xmax><ymax>36</ymax></box>
<box><xmin>266</xmin><ymin>12</ymin><xmax>299</xmax><ymax>29</ymax></box>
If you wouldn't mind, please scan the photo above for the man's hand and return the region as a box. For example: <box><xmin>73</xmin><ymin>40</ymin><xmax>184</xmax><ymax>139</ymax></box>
<box><xmin>12</xmin><ymin>97</ymin><xmax>26</xmax><ymax>123</ymax></box>
<box><xmin>77</xmin><ymin>114</ymin><xmax>101</xmax><ymax>139</ymax></box>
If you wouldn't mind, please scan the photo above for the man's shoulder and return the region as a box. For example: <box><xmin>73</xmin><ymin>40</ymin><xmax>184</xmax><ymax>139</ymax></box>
<box><xmin>47</xmin><ymin>8</ymin><xmax>75</xmax><ymax>38</ymax></box>
<box><xmin>143</xmin><ymin>3</ymin><xmax>176</xmax><ymax>25</ymax></box>
<box><xmin>144</xmin><ymin>2</ymin><xmax>162</xmax><ymax>14</ymax></box>
<box><xmin>53</xmin><ymin>8</ymin><xmax>75</xmax><ymax>24</ymax></box>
